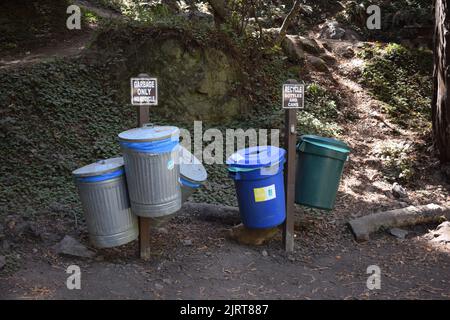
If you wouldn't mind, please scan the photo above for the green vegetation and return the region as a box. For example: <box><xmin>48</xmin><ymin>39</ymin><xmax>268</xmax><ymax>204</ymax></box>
<box><xmin>0</xmin><ymin>59</ymin><xmax>134</xmax><ymax>220</ymax></box>
<box><xmin>336</xmin><ymin>0</ymin><xmax>433</xmax><ymax>41</ymax></box>
<box><xmin>299</xmin><ymin>84</ymin><xmax>343</xmax><ymax>137</ymax></box>
<box><xmin>0</xmin><ymin>0</ymin><xmax>71</xmax><ymax>53</ymax></box>
<box><xmin>374</xmin><ymin>141</ymin><xmax>417</xmax><ymax>182</ymax></box>
<box><xmin>359</xmin><ymin>43</ymin><xmax>433</xmax><ymax>131</ymax></box>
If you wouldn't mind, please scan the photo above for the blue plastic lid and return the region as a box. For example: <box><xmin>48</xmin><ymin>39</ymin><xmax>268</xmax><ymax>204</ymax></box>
<box><xmin>226</xmin><ymin>146</ymin><xmax>286</xmax><ymax>169</ymax></box>
<box><xmin>118</xmin><ymin>123</ymin><xmax>179</xmax><ymax>143</ymax></box>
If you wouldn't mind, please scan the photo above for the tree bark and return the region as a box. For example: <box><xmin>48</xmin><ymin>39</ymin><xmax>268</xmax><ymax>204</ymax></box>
<box><xmin>275</xmin><ymin>0</ymin><xmax>302</xmax><ymax>46</ymax></box>
<box><xmin>348</xmin><ymin>204</ymin><xmax>450</xmax><ymax>242</ymax></box>
<box><xmin>432</xmin><ymin>0</ymin><xmax>450</xmax><ymax>163</ymax></box>
<box><xmin>207</xmin><ymin>0</ymin><xmax>231</xmax><ymax>26</ymax></box>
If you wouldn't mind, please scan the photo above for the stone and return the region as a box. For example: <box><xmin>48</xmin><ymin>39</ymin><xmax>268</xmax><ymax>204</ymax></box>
<box><xmin>261</xmin><ymin>250</ymin><xmax>268</xmax><ymax>257</ymax></box>
<box><xmin>113</xmin><ymin>36</ymin><xmax>243</xmax><ymax>123</ymax></box>
<box><xmin>431</xmin><ymin>221</ymin><xmax>450</xmax><ymax>244</ymax></box>
<box><xmin>298</xmin><ymin>36</ymin><xmax>321</xmax><ymax>54</ymax></box>
<box><xmin>320</xmin><ymin>53</ymin><xmax>336</xmax><ymax>64</ymax></box>
<box><xmin>342</xmin><ymin>46</ymin><xmax>355</xmax><ymax>59</ymax></box>
<box><xmin>389</xmin><ymin>228</ymin><xmax>409</xmax><ymax>239</ymax></box>
<box><xmin>344</xmin><ymin>29</ymin><xmax>361</xmax><ymax>41</ymax></box>
<box><xmin>0</xmin><ymin>255</ymin><xmax>5</xmax><ymax>269</ymax></box>
<box><xmin>281</xmin><ymin>35</ymin><xmax>305</xmax><ymax>63</ymax></box>
<box><xmin>182</xmin><ymin>239</ymin><xmax>193</xmax><ymax>246</ymax></box>
<box><xmin>318</xmin><ymin>20</ymin><xmax>361</xmax><ymax>41</ymax></box>
<box><xmin>319</xmin><ymin>21</ymin><xmax>346</xmax><ymax>40</ymax></box>
<box><xmin>263</xmin><ymin>27</ymin><xmax>281</xmax><ymax>39</ymax></box>
<box><xmin>228</xmin><ymin>223</ymin><xmax>279</xmax><ymax>246</ymax></box>
<box><xmin>154</xmin><ymin>283</ymin><xmax>164</xmax><ymax>290</ymax></box>
<box><xmin>392</xmin><ymin>183</ymin><xmax>408</xmax><ymax>199</ymax></box>
<box><xmin>2</xmin><ymin>240</ymin><xmax>10</xmax><ymax>251</ymax></box>
<box><xmin>52</xmin><ymin>235</ymin><xmax>95</xmax><ymax>258</ymax></box>
<box><xmin>156</xmin><ymin>227</ymin><xmax>169</xmax><ymax>235</ymax></box>
<box><xmin>306</xmin><ymin>55</ymin><xmax>328</xmax><ymax>72</ymax></box>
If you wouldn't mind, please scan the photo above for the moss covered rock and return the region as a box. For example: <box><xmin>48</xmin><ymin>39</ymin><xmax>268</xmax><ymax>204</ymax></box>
<box><xmin>95</xmin><ymin>27</ymin><xmax>244</xmax><ymax>124</ymax></box>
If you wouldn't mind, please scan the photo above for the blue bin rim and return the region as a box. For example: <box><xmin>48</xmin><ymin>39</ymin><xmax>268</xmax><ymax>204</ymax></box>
<box><xmin>180</xmin><ymin>177</ymin><xmax>202</xmax><ymax>188</ymax></box>
<box><xmin>75</xmin><ymin>168</ymin><xmax>125</xmax><ymax>183</ymax></box>
<box><xmin>226</xmin><ymin>146</ymin><xmax>286</xmax><ymax>170</ymax></box>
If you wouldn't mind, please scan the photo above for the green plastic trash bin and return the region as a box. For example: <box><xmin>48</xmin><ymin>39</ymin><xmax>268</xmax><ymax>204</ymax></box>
<box><xmin>295</xmin><ymin>135</ymin><xmax>350</xmax><ymax>210</ymax></box>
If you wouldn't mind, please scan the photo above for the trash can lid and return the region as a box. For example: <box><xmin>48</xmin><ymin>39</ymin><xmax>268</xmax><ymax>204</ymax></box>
<box><xmin>298</xmin><ymin>135</ymin><xmax>350</xmax><ymax>154</ymax></box>
<box><xmin>118</xmin><ymin>124</ymin><xmax>179</xmax><ymax>143</ymax></box>
<box><xmin>226</xmin><ymin>146</ymin><xmax>286</xmax><ymax>169</ymax></box>
<box><xmin>180</xmin><ymin>146</ymin><xmax>207</xmax><ymax>183</ymax></box>
<box><xmin>72</xmin><ymin>157</ymin><xmax>124</xmax><ymax>178</ymax></box>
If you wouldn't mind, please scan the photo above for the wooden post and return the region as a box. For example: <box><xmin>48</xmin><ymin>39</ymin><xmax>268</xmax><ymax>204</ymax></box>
<box><xmin>132</xmin><ymin>73</ymin><xmax>157</xmax><ymax>261</ymax></box>
<box><xmin>283</xmin><ymin>108</ymin><xmax>297</xmax><ymax>252</ymax></box>
<box><xmin>137</xmin><ymin>105</ymin><xmax>151</xmax><ymax>260</ymax></box>
<box><xmin>282</xmin><ymin>79</ymin><xmax>301</xmax><ymax>252</ymax></box>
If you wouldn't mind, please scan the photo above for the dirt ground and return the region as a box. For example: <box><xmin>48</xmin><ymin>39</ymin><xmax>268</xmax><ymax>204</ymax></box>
<box><xmin>1</xmin><ymin>205</ymin><xmax>450</xmax><ymax>300</ymax></box>
<box><xmin>1</xmin><ymin>2</ymin><xmax>450</xmax><ymax>300</ymax></box>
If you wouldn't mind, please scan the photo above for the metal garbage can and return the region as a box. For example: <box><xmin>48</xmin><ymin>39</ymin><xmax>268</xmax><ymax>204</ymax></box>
<box><xmin>118</xmin><ymin>124</ymin><xmax>181</xmax><ymax>218</ymax></box>
<box><xmin>295</xmin><ymin>135</ymin><xmax>350</xmax><ymax>210</ymax></box>
<box><xmin>227</xmin><ymin>146</ymin><xmax>286</xmax><ymax>229</ymax></box>
<box><xmin>73</xmin><ymin>157</ymin><xmax>139</xmax><ymax>248</ymax></box>
<box><xmin>180</xmin><ymin>145</ymin><xmax>207</xmax><ymax>203</ymax></box>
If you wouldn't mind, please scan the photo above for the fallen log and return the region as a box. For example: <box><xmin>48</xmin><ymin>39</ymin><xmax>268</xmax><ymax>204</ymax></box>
<box><xmin>182</xmin><ymin>202</ymin><xmax>240</xmax><ymax>225</ymax></box>
<box><xmin>348</xmin><ymin>203</ymin><xmax>450</xmax><ymax>242</ymax></box>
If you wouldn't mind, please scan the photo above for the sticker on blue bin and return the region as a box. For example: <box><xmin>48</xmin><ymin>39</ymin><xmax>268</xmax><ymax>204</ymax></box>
<box><xmin>254</xmin><ymin>184</ymin><xmax>276</xmax><ymax>202</ymax></box>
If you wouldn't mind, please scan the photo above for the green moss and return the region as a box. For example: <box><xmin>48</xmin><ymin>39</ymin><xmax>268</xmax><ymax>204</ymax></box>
<box><xmin>0</xmin><ymin>58</ymin><xmax>135</xmax><ymax>219</ymax></box>
<box><xmin>297</xmin><ymin>83</ymin><xmax>344</xmax><ymax>137</ymax></box>
<box><xmin>359</xmin><ymin>43</ymin><xmax>433</xmax><ymax>132</ymax></box>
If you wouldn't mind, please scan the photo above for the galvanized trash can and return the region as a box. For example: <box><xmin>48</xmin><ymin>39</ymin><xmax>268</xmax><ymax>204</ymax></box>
<box><xmin>179</xmin><ymin>146</ymin><xmax>207</xmax><ymax>203</ymax></box>
<box><xmin>118</xmin><ymin>124</ymin><xmax>181</xmax><ymax>218</ymax></box>
<box><xmin>73</xmin><ymin>157</ymin><xmax>139</xmax><ymax>248</ymax></box>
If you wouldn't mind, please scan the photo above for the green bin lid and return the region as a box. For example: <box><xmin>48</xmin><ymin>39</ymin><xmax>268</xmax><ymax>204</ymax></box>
<box><xmin>297</xmin><ymin>135</ymin><xmax>350</xmax><ymax>161</ymax></box>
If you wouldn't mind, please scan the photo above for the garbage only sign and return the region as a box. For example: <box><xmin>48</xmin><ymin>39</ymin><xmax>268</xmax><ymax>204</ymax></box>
<box><xmin>130</xmin><ymin>77</ymin><xmax>158</xmax><ymax>106</ymax></box>
<box><xmin>282</xmin><ymin>83</ymin><xmax>304</xmax><ymax>109</ymax></box>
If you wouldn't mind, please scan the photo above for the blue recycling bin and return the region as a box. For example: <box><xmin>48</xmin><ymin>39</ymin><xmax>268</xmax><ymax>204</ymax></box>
<box><xmin>226</xmin><ymin>146</ymin><xmax>286</xmax><ymax>229</ymax></box>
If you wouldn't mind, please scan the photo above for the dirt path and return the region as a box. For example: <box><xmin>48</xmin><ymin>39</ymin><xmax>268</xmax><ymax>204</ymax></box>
<box><xmin>0</xmin><ymin>0</ymin><xmax>123</xmax><ymax>70</ymax></box>
<box><xmin>1</xmin><ymin>202</ymin><xmax>450</xmax><ymax>300</ymax></box>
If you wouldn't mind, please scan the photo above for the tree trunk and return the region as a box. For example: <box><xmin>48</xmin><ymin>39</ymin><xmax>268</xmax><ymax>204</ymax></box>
<box><xmin>432</xmin><ymin>0</ymin><xmax>450</xmax><ymax>163</ymax></box>
<box><xmin>207</xmin><ymin>0</ymin><xmax>231</xmax><ymax>26</ymax></box>
<box><xmin>275</xmin><ymin>0</ymin><xmax>302</xmax><ymax>47</ymax></box>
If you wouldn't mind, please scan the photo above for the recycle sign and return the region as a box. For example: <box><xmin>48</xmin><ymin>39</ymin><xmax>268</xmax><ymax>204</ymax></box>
<box><xmin>282</xmin><ymin>83</ymin><xmax>304</xmax><ymax>109</ymax></box>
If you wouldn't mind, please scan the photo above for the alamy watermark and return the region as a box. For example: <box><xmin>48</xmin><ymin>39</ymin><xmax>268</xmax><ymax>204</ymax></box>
<box><xmin>366</xmin><ymin>265</ymin><xmax>381</xmax><ymax>290</ymax></box>
<box><xmin>178</xmin><ymin>121</ymin><xmax>280</xmax><ymax>166</ymax></box>
<box><xmin>66</xmin><ymin>5</ymin><xmax>81</xmax><ymax>30</ymax></box>
<box><xmin>66</xmin><ymin>265</ymin><xmax>81</xmax><ymax>290</ymax></box>
<box><xmin>366</xmin><ymin>5</ymin><xmax>381</xmax><ymax>30</ymax></box>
